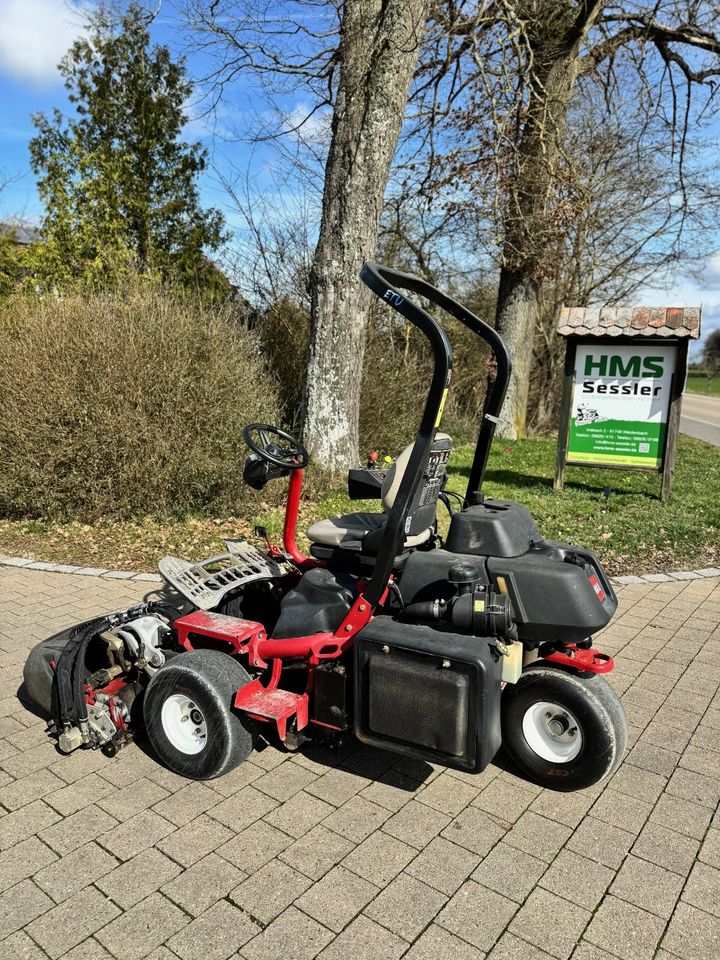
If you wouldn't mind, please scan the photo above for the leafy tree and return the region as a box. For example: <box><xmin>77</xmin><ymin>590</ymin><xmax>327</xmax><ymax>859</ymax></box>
<box><xmin>29</xmin><ymin>2</ymin><xmax>225</xmax><ymax>288</ymax></box>
<box><xmin>705</xmin><ymin>329</ymin><xmax>720</xmax><ymax>376</ymax></box>
<box><xmin>0</xmin><ymin>234</ymin><xmax>27</xmax><ymax>298</ymax></box>
<box><xmin>414</xmin><ymin>0</ymin><xmax>720</xmax><ymax>438</ymax></box>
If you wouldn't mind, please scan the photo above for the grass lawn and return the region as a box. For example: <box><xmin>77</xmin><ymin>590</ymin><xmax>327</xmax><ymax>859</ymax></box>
<box><xmin>1</xmin><ymin>436</ymin><xmax>718</xmax><ymax>576</ymax></box>
<box><xmin>687</xmin><ymin>373</ymin><xmax>720</xmax><ymax>396</ymax></box>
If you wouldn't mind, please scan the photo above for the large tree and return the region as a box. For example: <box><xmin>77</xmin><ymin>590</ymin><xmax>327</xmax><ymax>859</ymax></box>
<box><xmin>303</xmin><ymin>0</ymin><xmax>431</xmax><ymax>468</ymax></box>
<box><xmin>419</xmin><ymin>0</ymin><xmax>720</xmax><ymax>438</ymax></box>
<box><xmin>497</xmin><ymin>1</ymin><xmax>720</xmax><ymax>438</ymax></box>
<box><xmin>30</xmin><ymin>2</ymin><xmax>224</xmax><ymax>287</ymax></box>
<box><xmin>186</xmin><ymin>0</ymin><xmax>431</xmax><ymax>469</ymax></box>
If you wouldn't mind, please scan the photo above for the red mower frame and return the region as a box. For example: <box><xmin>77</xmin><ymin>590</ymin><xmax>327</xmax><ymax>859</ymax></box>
<box><xmin>165</xmin><ymin>263</ymin><xmax>615</xmax><ymax>748</ymax></box>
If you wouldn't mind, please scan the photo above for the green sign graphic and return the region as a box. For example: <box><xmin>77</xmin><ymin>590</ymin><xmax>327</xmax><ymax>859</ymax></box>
<box><xmin>567</xmin><ymin>344</ymin><xmax>676</xmax><ymax>469</ymax></box>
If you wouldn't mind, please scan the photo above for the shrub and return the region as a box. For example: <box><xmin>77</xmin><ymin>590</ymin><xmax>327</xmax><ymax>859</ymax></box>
<box><xmin>0</xmin><ymin>284</ymin><xmax>280</xmax><ymax>519</ymax></box>
<box><xmin>255</xmin><ymin>297</ymin><xmax>310</xmax><ymax>429</ymax></box>
<box><xmin>359</xmin><ymin>310</ymin><xmax>492</xmax><ymax>456</ymax></box>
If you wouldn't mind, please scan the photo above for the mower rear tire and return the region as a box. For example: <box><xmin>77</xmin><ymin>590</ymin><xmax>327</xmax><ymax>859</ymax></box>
<box><xmin>501</xmin><ymin>663</ymin><xmax>627</xmax><ymax>792</ymax></box>
<box><xmin>143</xmin><ymin>650</ymin><xmax>255</xmax><ymax>780</ymax></box>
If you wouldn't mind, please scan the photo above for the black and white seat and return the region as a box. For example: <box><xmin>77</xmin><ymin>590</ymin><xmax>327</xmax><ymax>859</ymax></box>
<box><xmin>307</xmin><ymin>433</ymin><xmax>452</xmax><ymax>556</ymax></box>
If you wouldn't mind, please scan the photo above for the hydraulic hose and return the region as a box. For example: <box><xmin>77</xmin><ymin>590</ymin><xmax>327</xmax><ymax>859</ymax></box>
<box><xmin>54</xmin><ymin>617</ymin><xmax>107</xmax><ymax>726</ymax></box>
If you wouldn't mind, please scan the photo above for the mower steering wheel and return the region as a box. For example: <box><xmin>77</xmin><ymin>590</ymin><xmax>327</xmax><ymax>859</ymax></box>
<box><xmin>243</xmin><ymin>423</ymin><xmax>309</xmax><ymax>470</ymax></box>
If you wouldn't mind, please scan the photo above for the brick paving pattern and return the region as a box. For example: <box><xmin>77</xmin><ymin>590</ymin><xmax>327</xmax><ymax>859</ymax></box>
<box><xmin>0</xmin><ymin>564</ymin><xmax>719</xmax><ymax>960</ymax></box>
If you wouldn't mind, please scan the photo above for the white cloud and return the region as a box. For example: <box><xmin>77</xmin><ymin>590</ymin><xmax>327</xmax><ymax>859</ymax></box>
<box><xmin>700</xmin><ymin>251</ymin><xmax>720</xmax><ymax>292</ymax></box>
<box><xmin>183</xmin><ymin>100</ymin><xmax>248</xmax><ymax>142</ymax></box>
<box><xmin>283</xmin><ymin>103</ymin><xmax>331</xmax><ymax>145</ymax></box>
<box><xmin>0</xmin><ymin>0</ymin><xmax>93</xmax><ymax>87</ymax></box>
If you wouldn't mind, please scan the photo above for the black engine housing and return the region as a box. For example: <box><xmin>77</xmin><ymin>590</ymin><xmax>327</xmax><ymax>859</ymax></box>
<box><xmin>398</xmin><ymin>500</ymin><xmax>616</xmax><ymax>646</ymax></box>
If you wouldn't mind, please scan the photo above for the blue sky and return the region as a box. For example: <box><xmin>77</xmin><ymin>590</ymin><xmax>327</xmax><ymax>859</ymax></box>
<box><xmin>0</xmin><ymin>0</ymin><xmax>718</xmax><ymax>354</ymax></box>
<box><xmin>0</xmin><ymin>0</ymin><xmax>262</xmax><ymax>226</ymax></box>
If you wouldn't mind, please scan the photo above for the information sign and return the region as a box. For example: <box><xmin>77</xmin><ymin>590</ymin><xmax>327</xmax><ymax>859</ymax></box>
<box><xmin>567</xmin><ymin>343</ymin><xmax>677</xmax><ymax>468</ymax></box>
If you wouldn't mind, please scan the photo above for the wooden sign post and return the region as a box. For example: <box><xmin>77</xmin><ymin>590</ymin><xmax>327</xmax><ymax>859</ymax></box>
<box><xmin>554</xmin><ymin>307</ymin><xmax>701</xmax><ymax>501</ymax></box>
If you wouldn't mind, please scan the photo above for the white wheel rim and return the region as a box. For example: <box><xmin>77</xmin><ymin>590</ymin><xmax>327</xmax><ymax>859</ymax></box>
<box><xmin>160</xmin><ymin>694</ymin><xmax>207</xmax><ymax>755</ymax></box>
<box><xmin>522</xmin><ymin>700</ymin><xmax>583</xmax><ymax>763</ymax></box>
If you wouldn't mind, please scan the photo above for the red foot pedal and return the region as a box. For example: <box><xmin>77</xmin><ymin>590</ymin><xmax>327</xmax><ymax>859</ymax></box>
<box><xmin>173</xmin><ymin>610</ymin><xmax>266</xmax><ymax>653</ymax></box>
<box><xmin>234</xmin><ymin>679</ymin><xmax>309</xmax><ymax>740</ymax></box>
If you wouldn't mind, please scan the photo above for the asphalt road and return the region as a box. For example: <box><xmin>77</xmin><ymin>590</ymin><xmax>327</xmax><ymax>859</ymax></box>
<box><xmin>680</xmin><ymin>391</ymin><xmax>720</xmax><ymax>446</ymax></box>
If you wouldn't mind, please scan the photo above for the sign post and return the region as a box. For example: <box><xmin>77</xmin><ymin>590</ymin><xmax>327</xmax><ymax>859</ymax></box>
<box><xmin>554</xmin><ymin>308</ymin><xmax>700</xmax><ymax>500</ymax></box>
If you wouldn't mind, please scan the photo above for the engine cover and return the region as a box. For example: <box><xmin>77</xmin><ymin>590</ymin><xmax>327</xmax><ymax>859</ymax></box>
<box><xmin>354</xmin><ymin>617</ymin><xmax>502</xmax><ymax>772</ymax></box>
<box><xmin>446</xmin><ymin>499</ymin><xmax>541</xmax><ymax>557</ymax></box>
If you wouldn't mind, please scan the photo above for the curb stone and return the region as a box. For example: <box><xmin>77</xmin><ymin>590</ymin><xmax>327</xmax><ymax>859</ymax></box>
<box><xmin>0</xmin><ymin>554</ymin><xmax>163</xmax><ymax>583</ymax></box>
<box><xmin>1</xmin><ymin>553</ymin><xmax>718</xmax><ymax>586</ymax></box>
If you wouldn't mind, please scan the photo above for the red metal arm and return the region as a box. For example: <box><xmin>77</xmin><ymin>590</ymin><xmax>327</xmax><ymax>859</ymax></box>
<box><xmin>544</xmin><ymin>645</ymin><xmax>614</xmax><ymax>674</ymax></box>
<box><xmin>283</xmin><ymin>469</ymin><xmax>314</xmax><ymax>568</ymax></box>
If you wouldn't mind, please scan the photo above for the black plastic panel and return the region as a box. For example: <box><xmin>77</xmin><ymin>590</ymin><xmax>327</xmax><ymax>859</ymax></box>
<box><xmin>354</xmin><ymin>618</ymin><xmax>502</xmax><ymax>772</ymax></box>
<box><xmin>446</xmin><ymin>500</ymin><xmax>541</xmax><ymax>557</ymax></box>
<box><xmin>313</xmin><ymin>663</ymin><xmax>349</xmax><ymax>729</ymax></box>
<box><xmin>348</xmin><ymin>468</ymin><xmax>386</xmax><ymax>500</ymax></box>
<box><xmin>272</xmin><ymin>569</ymin><xmax>354</xmax><ymax>639</ymax></box>
<box><xmin>487</xmin><ymin>542</ymin><xmax>616</xmax><ymax>643</ymax></box>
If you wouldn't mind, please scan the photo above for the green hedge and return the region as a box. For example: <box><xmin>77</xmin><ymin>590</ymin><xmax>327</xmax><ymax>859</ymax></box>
<box><xmin>0</xmin><ymin>285</ymin><xmax>280</xmax><ymax>518</ymax></box>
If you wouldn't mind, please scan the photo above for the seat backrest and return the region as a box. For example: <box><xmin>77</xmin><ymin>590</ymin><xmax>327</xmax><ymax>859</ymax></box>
<box><xmin>381</xmin><ymin>432</ymin><xmax>451</xmax><ymax>515</ymax></box>
<box><xmin>381</xmin><ymin>444</ymin><xmax>414</xmax><ymax>512</ymax></box>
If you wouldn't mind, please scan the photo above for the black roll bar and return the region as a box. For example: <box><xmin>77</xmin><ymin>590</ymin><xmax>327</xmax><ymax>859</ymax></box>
<box><xmin>361</xmin><ymin>263</ymin><xmax>511</xmax><ymax>509</ymax></box>
<box><xmin>360</xmin><ymin>263</ymin><xmax>453</xmax><ymax>606</ymax></box>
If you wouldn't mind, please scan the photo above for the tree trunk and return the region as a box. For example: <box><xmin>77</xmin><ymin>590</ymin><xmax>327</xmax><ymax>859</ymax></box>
<box><xmin>494</xmin><ymin>17</ymin><xmax>597</xmax><ymax>439</ymax></box>
<box><xmin>303</xmin><ymin>0</ymin><xmax>429</xmax><ymax>470</ymax></box>
<box><xmin>495</xmin><ymin>266</ymin><xmax>541</xmax><ymax>438</ymax></box>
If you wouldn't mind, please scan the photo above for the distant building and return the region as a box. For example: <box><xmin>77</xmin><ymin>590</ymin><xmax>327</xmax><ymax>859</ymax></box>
<box><xmin>0</xmin><ymin>220</ymin><xmax>42</xmax><ymax>246</ymax></box>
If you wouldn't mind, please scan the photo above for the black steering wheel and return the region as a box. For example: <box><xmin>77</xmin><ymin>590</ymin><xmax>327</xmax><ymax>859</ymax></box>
<box><xmin>243</xmin><ymin>423</ymin><xmax>309</xmax><ymax>470</ymax></box>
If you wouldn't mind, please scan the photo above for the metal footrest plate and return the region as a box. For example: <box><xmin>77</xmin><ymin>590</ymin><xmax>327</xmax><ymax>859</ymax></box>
<box><xmin>159</xmin><ymin>541</ymin><xmax>283</xmax><ymax>610</ymax></box>
<box><xmin>234</xmin><ymin>679</ymin><xmax>309</xmax><ymax>740</ymax></box>
<box><xmin>235</xmin><ymin>682</ymin><xmax>304</xmax><ymax>719</ymax></box>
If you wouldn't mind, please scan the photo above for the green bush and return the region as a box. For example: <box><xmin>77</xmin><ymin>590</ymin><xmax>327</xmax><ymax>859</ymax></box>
<box><xmin>359</xmin><ymin>310</ymin><xmax>494</xmax><ymax>455</ymax></box>
<box><xmin>0</xmin><ymin>285</ymin><xmax>280</xmax><ymax>519</ymax></box>
<box><xmin>0</xmin><ymin>284</ymin><xmax>492</xmax><ymax>524</ymax></box>
<box><xmin>255</xmin><ymin>297</ymin><xmax>310</xmax><ymax>429</ymax></box>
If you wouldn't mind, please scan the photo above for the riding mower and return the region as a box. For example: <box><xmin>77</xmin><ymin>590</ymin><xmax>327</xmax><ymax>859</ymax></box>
<box><xmin>23</xmin><ymin>264</ymin><xmax>626</xmax><ymax>791</ymax></box>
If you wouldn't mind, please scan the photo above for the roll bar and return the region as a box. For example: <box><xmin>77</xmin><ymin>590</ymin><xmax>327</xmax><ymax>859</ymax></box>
<box><xmin>361</xmin><ymin>262</ymin><xmax>511</xmax><ymax>509</ymax></box>
<box><xmin>360</xmin><ymin>263</ymin><xmax>511</xmax><ymax>604</ymax></box>
<box><xmin>360</xmin><ymin>263</ymin><xmax>452</xmax><ymax>605</ymax></box>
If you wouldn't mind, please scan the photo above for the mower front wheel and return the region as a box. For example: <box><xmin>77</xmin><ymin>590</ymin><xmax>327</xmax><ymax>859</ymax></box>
<box><xmin>501</xmin><ymin>663</ymin><xmax>627</xmax><ymax>792</ymax></box>
<box><xmin>143</xmin><ymin>650</ymin><xmax>256</xmax><ymax>780</ymax></box>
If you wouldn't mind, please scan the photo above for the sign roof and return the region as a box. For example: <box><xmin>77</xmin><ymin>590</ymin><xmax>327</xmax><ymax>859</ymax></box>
<box><xmin>557</xmin><ymin>306</ymin><xmax>701</xmax><ymax>339</ymax></box>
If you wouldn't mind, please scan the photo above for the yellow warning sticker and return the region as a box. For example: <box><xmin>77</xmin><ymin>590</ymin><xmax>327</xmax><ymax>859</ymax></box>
<box><xmin>473</xmin><ymin>599</ymin><xmax>486</xmax><ymax>612</ymax></box>
<box><xmin>434</xmin><ymin>388</ymin><xmax>448</xmax><ymax>428</ymax></box>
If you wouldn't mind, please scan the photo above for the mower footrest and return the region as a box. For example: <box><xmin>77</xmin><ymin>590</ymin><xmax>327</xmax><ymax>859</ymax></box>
<box><xmin>159</xmin><ymin>542</ymin><xmax>283</xmax><ymax>610</ymax></box>
<box><xmin>234</xmin><ymin>680</ymin><xmax>308</xmax><ymax>740</ymax></box>
<box><xmin>173</xmin><ymin>610</ymin><xmax>266</xmax><ymax>653</ymax></box>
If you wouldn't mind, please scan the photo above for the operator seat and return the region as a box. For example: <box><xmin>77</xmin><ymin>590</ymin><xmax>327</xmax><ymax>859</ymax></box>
<box><xmin>307</xmin><ymin>433</ymin><xmax>451</xmax><ymax>553</ymax></box>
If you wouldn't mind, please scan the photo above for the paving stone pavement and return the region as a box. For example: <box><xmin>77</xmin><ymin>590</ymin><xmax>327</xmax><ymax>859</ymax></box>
<box><xmin>1</xmin><ymin>565</ymin><xmax>720</xmax><ymax>960</ymax></box>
